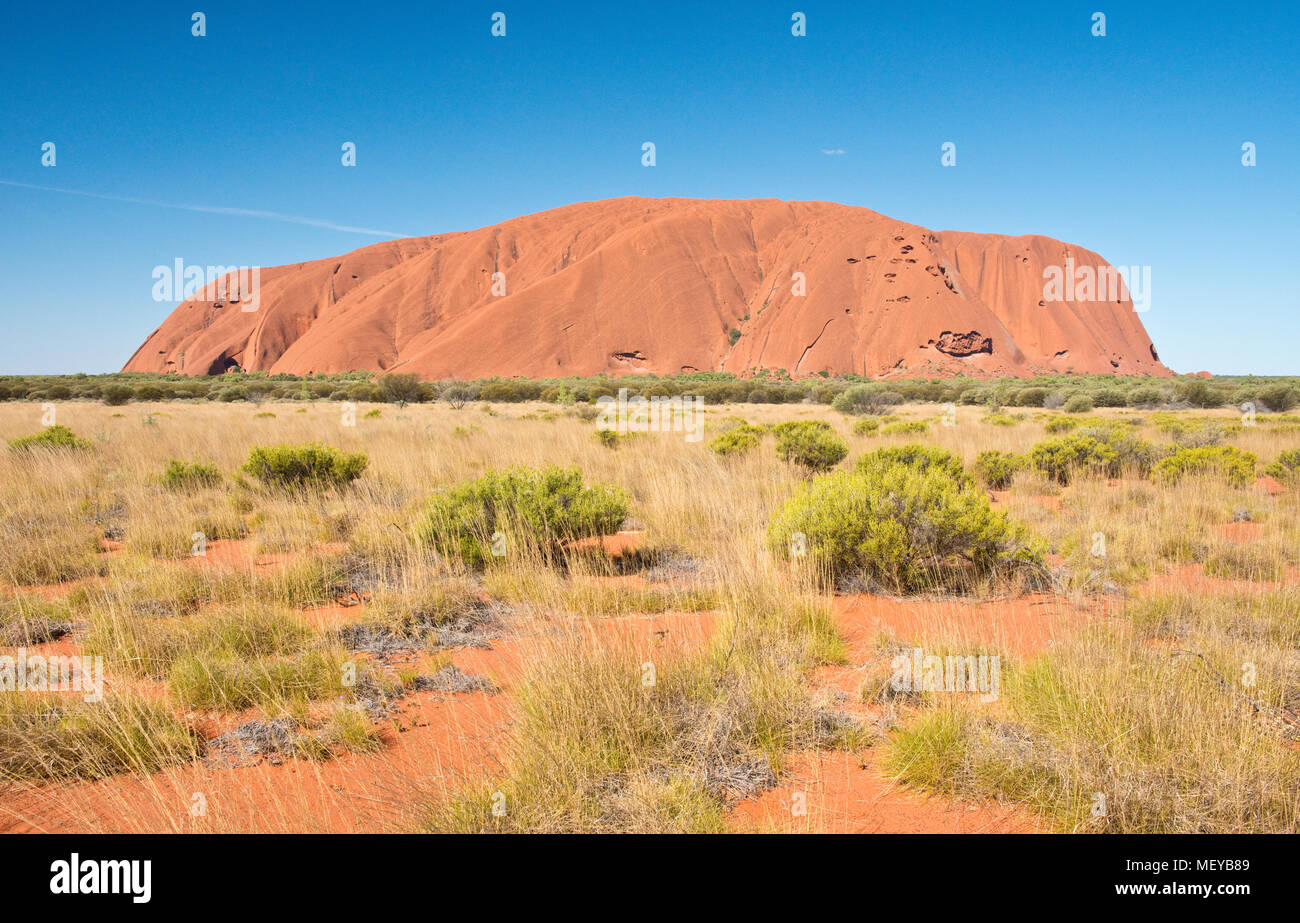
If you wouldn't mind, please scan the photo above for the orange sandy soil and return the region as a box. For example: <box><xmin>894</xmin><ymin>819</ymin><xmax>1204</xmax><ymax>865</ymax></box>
<box><xmin>1213</xmin><ymin>521</ymin><xmax>1261</xmax><ymax>542</ymax></box>
<box><xmin>730</xmin><ymin>750</ymin><xmax>1038</xmax><ymax>833</ymax></box>
<box><xmin>726</xmin><ymin>591</ymin><xmax>1100</xmax><ymax>834</ymax></box>
<box><xmin>1136</xmin><ymin>562</ymin><xmax>1298</xmax><ymax>595</ymax></box>
<box><xmin>2</xmin><ymin>510</ymin><xmax>1285</xmax><ymax>834</ymax></box>
<box><xmin>0</xmin><ymin>536</ymin><xmax>723</xmax><ymax>833</ymax></box>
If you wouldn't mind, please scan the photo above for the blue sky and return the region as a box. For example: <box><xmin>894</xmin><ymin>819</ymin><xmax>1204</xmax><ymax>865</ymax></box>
<box><xmin>1</xmin><ymin>1</ymin><xmax>1296</xmax><ymax>375</ymax></box>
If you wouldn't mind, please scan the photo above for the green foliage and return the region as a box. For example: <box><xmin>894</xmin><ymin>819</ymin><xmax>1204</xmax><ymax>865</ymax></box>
<box><xmin>708</xmin><ymin>424</ymin><xmax>765</xmax><ymax>457</ymax></box>
<box><xmin>1256</xmin><ymin>384</ymin><xmax>1300</xmax><ymax>412</ymax></box>
<box><xmin>1062</xmin><ymin>394</ymin><xmax>1094</xmax><ymax>414</ymax></box>
<box><xmin>1152</xmin><ymin>446</ymin><xmax>1256</xmax><ymax>488</ymax></box>
<box><xmin>0</xmin><ymin>695</ymin><xmax>200</xmax><ymax>781</ymax></box>
<box><xmin>161</xmin><ymin>459</ymin><xmax>222</xmax><ymax>491</ymax></box>
<box><xmin>857</xmin><ymin>444</ymin><xmax>971</xmax><ymax>485</ymax></box>
<box><xmin>1014</xmin><ymin>387</ymin><xmax>1049</xmax><ymax>408</ymax></box>
<box><xmin>768</xmin><ymin>461</ymin><xmax>1042</xmax><ymax>592</ymax></box>
<box><xmin>852</xmin><ymin>418</ymin><xmax>880</xmax><ymax>436</ymax></box>
<box><xmin>774</xmin><ymin>421</ymin><xmax>848</xmax><ymax>472</ymax></box>
<box><xmin>1151</xmin><ymin>414</ymin><xmax>1233</xmax><ymax>447</ymax></box>
<box><xmin>1029</xmin><ymin>427</ymin><xmax>1163</xmax><ymax>484</ymax></box>
<box><xmin>1176</xmin><ymin>380</ymin><xmax>1223</xmax><ymax>408</ymax></box>
<box><xmin>241</xmin><ymin>442</ymin><xmax>368</xmax><ymax>490</ymax></box>
<box><xmin>1264</xmin><ymin>448</ymin><xmax>1300</xmax><ymax>482</ymax></box>
<box><xmin>1029</xmin><ymin>435</ymin><xmax>1118</xmax><ymax>485</ymax></box>
<box><xmin>595</xmin><ymin>428</ymin><xmax>621</xmax><ymax>449</ymax></box>
<box><xmin>1127</xmin><ymin>386</ymin><xmax>1165</xmax><ymax>407</ymax></box>
<box><xmin>8</xmin><ymin>424</ymin><xmax>91</xmax><ymax>451</ymax></box>
<box><xmin>881</xmin><ymin>420</ymin><xmax>928</xmax><ymax>435</ymax></box>
<box><xmin>378</xmin><ymin>372</ymin><xmax>425</xmax><ymax>405</ymax></box>
<box><xmin>1044</xmin><ymin>417</ymin><xmax>1080</xmax><ymax>434</ymax></box>
<box><xmin>832</xmin><ymin>383</ymin><xmax>904</xmax><ymax>416</ymax></box>
<box><xmin>169</xmin><ymin>649</ymin><xmax>349</xmax><ymax>711</ymax></box>
<box><xmin>417</xmin><ymin>465</ymin><xmax>629</xmax><ymax>567</ymax></box>
<box><xmin>973</xmin><ymin>450</ymin><xmax>1028</xmax><ymax>489</ymax></box>
<box><xmin>101</xmin><ymin>384</ymin><xmax>134</xmax><ymax>405</ymax></box>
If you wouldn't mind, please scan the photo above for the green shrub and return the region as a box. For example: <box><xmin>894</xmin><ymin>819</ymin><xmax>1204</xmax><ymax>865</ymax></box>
<box><xmin>241</xmin><ymin>443</ymin><xmax>368</xmax><ymax>490</ymax></box>
<box><xmin>1127</xmin><ymin>386</ymin><xmax>1165</xmax><ymax>408</ymax></box>
<box><xmin>1264</xmin><ymin>449</ymin><xmax>1300</xmax><ymax>482</ymax></box>
<box><xmin>1015</xmin><ymin>388</ymin><xmax>1049</xmax><ymax>408</ymax></box>
<box><xmin>709</xmin><ymin>424</ymin><xmax>765</xmax><ymax>457</ymax></box>
<box><xmin>1176</xmin><ymin>380</ymin><xmax>1221</xmax><ymax>409</ymax></box>
<box><xmin>101</xmin><ymin>384</ymin><xmax>134</xmax><ymax>406</ymax></box>
<box><xmin>1152</xmin><ymin>446</ymin><xmax>1256</xmax><ymax>488</ymax></box>
<box><xmin>378</xmin><ymin>372</ymin><xmax>425</xmax><ymax>405</ymax></box>
<box><xmin>832</xmin><ymin>384</ymin><xmax>903</xmax><ymax>416</ymax></box>
<box><xmin>768</xmin><ymin>462</ymin><xmax>1042</xmax><ymax>592</ymax></box>
<box><xmin>882</xmin><ymin>420</ymin><xmax>928</xmax><ymax>436</ymax></box>
<box><xmin>774</xmin><ymin>422</ymin><xmax>848</xmax><ymax>472</ymax></box>
<box><xmin>858</xmin><ymin>444</ymin><xmax>971</xmax><ymax>485</ymax></box>
<box><xmin>1257</xmin><ymin>385</ymin><xmax>1300</xmax><ymax>412</ymax></box>
<box><xmin>853</xmin><ymin>418</ymin><xmax>880</xmax><ymax>436</ymax></box>
<box><xmin>1062</xmin><ymin>394</ymin><xmax>1094</xmax><ymax>414</ymax></box>
<box><xmin>161</xmin><ymin>459</ymin><xmax>222</xmax><ymax>491</ymax></box>
<box><xmin>8</xmin><ymin>424</ymin><xmax>91</xmax><ymax>451</ymax></box>
<box><xmin>1044</xmin><ymin>417</ymin><xmax>1080</xmax><ymax>434</ymax></box>
<box><xmin>417</xmin><ymin>465</ymin><xmax>629</xmax><ymax>567</ymax></box>
<box><xmin>1157</xmin><ymin>417</ymin><xmax>1230</xmax><ymax>448</ymax></box>
<box><xmin>1029</xmin><ymin>435</ymin><xmax>1118</xmax><ymax>485</ymax></box>
<box><xmin>973</xmin><ymin>450</ymin><xmax>1028</xmax><ymax>489</ymax></box>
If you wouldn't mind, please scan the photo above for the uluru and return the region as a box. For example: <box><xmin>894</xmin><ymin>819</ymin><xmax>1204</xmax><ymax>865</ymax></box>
<box><xmin>123</xmin><ymin>197</ymin><xmax>1169</xmax><ymax>380</ymax></box>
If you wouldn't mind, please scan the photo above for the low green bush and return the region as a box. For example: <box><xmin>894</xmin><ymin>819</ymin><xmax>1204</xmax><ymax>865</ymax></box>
<box><xmin>1152</xmin><ymin>446</ymin><xmax>1256</xmax><ymax>488</ymax></box>
<box><xmin>417</xmin><ymin>465</ymin><xmax>629</xmax><ymax>566</ymax></box>
<box><xmin>8</xmin><ymin>424</ymin><xmax>91</xmax><ymax>451</ymax></box>
<box><xmin>240</xmin><ymin>443</ymin><xmax>368</xmax><ymax>490</ymax></box>
<box><xmin>832</xmin><ymin>384</ymin><xmax>903</xmax><ymax>416</ymax></box>
<box><xmin>709</xmin><ymin>424</ymin><xmax>765</xmax><ymax>457</ymax></box>
<box><xmin>857</xmin><ymin>444</ymin><xmax>971</xmax><ymax>485</ymax></box>
<box><xmin>973</xmin><ymin>450</ymin><xmax>1028</xmax><ymax>489</ymax></box>
<box><xmin>1044</xmin><ymin>417</ymin><xmax>1080</xmax><ymax>434</ymax></box>
<box><xmin>882</xmin><ymin>420</ymin><xmax>928</xmax><ymax>436</ymax></box>
<box><xmin>161</xmin><ymin>459</ymin><xmax>222</xmax><ymax>490</ymax></box>
<box><xmin>768</xmin><ymin>461</ymin><xmax>1042</xmax><ymax>592</ymax></box>
<box><xmin>1264</xmin><ymin>448</ymin><xmax>1300</xmax><ymax>482</ymax></box>
<box><xmin>1063</xmin><ymin>394</ymin><xmax>1094</xmax><ymax>414</ymax></box>
<box><xmin>852</xmin><ymin>418</ymin><xmax>880</xmax><ymax>436</ymax></box>
<box><xmin>1029</xmin><ymin>435</ymin><xmax>1118</xmax><ymax>485</ymax></box>
<box><xmin>101</xmin><ymin>384</ymin><xmax>134</xmax><ymax>406</ymax></box>
<box><xmin>774</xmin><ymin>421</ymin><xmax>848</xmax><ymax>472</ymax></box>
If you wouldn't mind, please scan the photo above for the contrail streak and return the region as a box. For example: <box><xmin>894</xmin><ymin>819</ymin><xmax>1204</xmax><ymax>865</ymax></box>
<box><xmin>0</xmin><ymin>179</ymin><xmax>411</xmax><ymax>238</ymax></box>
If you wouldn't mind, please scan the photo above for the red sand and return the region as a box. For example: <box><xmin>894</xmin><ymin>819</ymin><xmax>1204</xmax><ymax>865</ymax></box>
<box><xmin>731</xmin><ymin>749</ymin><xmax>1038</xmax><ymax>833</ymax></box>
<box><xmin>123</xmin><ymin>197</ymin><xmax>1168</xmax><ymax>380</ymax></box>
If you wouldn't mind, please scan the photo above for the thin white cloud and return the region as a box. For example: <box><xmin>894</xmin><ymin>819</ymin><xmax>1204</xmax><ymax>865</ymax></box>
<box><xmin>820</xmin><ymin>149</ymin><xmax>846</xmax><ymax>155</ymax></box>
<box><xmin>0</xmin><ymin>179</ymin><xmax>410</xmax><ymax>238</ymax></box>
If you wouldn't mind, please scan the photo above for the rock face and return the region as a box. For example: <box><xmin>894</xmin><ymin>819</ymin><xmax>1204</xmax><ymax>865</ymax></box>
<box><xmin>123</xmin><ymin>197</ymin><xmax>1170</xmax><ymax>379</ymax></box>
